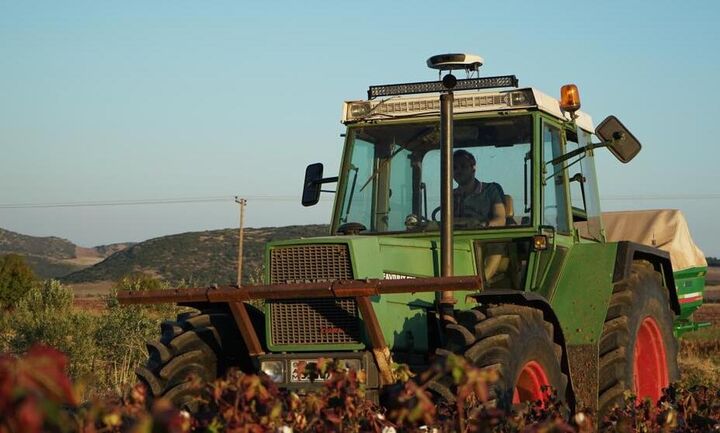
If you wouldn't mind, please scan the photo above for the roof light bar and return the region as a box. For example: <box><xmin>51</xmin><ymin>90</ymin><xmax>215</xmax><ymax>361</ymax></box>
<box><xmin>368</xmin><ymin>75</ymin><xmax>519</xmax><ymax>99</ymax></box>
<box><xmin>343</xmin><ymin>89</ymin><xmax>536</xmax><ymax>123</ymax></box>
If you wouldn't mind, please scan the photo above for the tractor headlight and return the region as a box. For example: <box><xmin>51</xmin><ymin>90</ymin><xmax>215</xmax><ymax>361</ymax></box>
<box><xmin>260</xmin><ymin>360</ymin><xmax>284</xmax><ymax>383</ymax></box>
<box><xmin>347</xmin><ymin>102</ymin><xmax>371</xmax><ymax>119</ymax></box>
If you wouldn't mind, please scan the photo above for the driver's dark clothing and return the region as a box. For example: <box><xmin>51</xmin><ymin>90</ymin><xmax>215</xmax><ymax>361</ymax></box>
<box><xmin>453</xmin><ymin>180</ymin><xmax>504</xmax><ymax>224</ymax></box>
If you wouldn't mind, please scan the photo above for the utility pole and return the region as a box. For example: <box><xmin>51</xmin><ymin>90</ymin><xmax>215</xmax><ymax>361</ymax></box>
<box><xmin>235</xmin><ymin>197</ymin><xmax>247</xmax><ymax>287</ymax></box>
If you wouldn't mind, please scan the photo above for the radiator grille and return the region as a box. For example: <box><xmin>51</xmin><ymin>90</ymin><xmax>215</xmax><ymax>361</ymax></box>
<box><xmin>270</xmin><ymin>298</ymin><xmax>361</xmax><ymax>345</ymax></box>
<box><xmin>270</xmin><ymin>244</ymin><xmax>353</xmax><ymax>283</ymax></box>
<box><xmin>269</xmin><ymin>245</ymin><xmax>360</xmax><ymax>346</ymax></box>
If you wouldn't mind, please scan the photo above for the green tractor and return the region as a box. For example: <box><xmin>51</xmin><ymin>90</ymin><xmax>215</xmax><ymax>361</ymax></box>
<box><xmin>119</xmin><ymin>54</ymin><xmax>709</xmax><ymax>414</ymax></box>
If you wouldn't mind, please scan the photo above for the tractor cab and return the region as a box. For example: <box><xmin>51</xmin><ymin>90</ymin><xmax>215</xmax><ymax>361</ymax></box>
<box><xmin>305</xmin><ymin>59</ymin><xmax>638</xmax><ymax>237</ymax></box>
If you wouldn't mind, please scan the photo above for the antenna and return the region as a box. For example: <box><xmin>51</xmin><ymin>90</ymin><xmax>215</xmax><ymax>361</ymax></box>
<box><xmin>427</xmin><ymin>53</ymin><xmax>484</xmax><ymax>91</ymax></box>
<box><xmin>367</xmin><ymin>53</ymin><xmax>517</xmax><ymax>99</ymax></box>
<box><xmin>426</xmin><ymin>53</ymin><xmax>484</xmax><ymax>72</ymax></box>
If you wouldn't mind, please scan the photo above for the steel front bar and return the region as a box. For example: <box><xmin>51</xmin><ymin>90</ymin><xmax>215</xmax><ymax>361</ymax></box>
<box><xmin>116</xmin><ymin>275</ymin><xmax>483</xmax><ymax>304</ymax></box>
<box><xmin>117</xmin><ymin>275</ymin><xmax>483</xmax><ymax>385</ymax></box>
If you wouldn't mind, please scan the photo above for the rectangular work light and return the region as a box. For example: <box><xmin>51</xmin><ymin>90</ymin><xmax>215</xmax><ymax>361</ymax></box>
<box><xmin>343</xmin><ymin>89</ymin><xmax>536</xmax><ymax>123</ymax></box>
<box><xmin>367</xmin><ymin>75</ymin><xmax>519</xmax><ymax>99</ymax></box>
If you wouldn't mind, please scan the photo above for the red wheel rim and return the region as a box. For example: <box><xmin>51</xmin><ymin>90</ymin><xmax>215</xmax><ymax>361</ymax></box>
<box><xmin>512</xmin><ymin>360</ymin><xmax>550</xmax><ymax>404</ymax></box>
<box><xmin>633</xmin><ymin>317</ymin><xmax>669</xmax><ymax>402</ymax></box>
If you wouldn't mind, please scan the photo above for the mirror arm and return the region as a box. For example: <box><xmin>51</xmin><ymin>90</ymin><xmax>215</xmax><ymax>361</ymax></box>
<box><xmin>313</xmin><ymin>176</ymin><xmax>338</xmax><ymax>185</ymax></box>
<box><xmin>547</xmin><ymin>140</ymin><xmax>612</xmax><ymax>166</ymax></box>
<box><xmin>311</xmin><ymin>176</ymin><xmax>339</xmax><ymax>193</ymax></box>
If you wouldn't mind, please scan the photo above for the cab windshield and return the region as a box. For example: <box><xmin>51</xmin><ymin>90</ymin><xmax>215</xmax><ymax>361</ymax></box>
<box><xmin>337</xmin><ymin>115</ymin><xmax>532</xmax><ymax>233</ymax></box>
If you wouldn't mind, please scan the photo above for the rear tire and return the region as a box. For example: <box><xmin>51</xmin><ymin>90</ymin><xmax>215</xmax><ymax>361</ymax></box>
<box><xmin>598</xmin><ymin>261</ymin><xmax>678</xmax><ymax>415</ymax></box>
<box><xmin>427</xmin><ymin>304</ymin><xmax>568</xmax><ymax>410</ymax></box>
<box><xmin>137</xmin><ymin>305</ymin><xmax>260</xmax><ymax>409</ymax></box>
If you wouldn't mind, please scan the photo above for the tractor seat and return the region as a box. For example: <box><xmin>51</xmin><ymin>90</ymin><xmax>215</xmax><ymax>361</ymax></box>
<box><xmin>503</xmin><ymin>194</ymin><xmax>517</xmax><ymax>226</ymax></box>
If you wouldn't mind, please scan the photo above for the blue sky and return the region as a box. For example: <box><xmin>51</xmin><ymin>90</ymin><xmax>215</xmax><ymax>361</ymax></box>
<box><xmin>1</xmin><ymin>1</ymin><xmax>720</xmax><ymax>255</ymax></box>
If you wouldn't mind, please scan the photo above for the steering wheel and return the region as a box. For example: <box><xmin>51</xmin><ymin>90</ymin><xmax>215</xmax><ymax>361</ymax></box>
<box><xmin>337</xmin><ymin>222</ymin><xmax>367</xmax><ymax>235</ymax></box>
<box><xmin>431</xmin><ymin>206</ymin><xmax>442</xmax><ymax>222</ymax></box>
<box><xmin>404</xmin><ymin>213</ymin><xmax>430</xmax><ymax>229</ymax></box>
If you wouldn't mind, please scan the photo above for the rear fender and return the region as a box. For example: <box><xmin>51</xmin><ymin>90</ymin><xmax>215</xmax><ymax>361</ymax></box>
<box><xmin>613</xmin><ymin>241</ymin><xmax>680</xmax><ymax>315</ymax></box>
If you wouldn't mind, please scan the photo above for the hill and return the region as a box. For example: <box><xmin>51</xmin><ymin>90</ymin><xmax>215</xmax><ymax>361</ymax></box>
<box><xmin>61</xmin><ymin>225</ymin><xmax>330</xmax><ymax>286</ymax></box>
<box><xmin>0</xmin><ymin>228</ymin><xmax>133</xmax><ymax>279</ymax></box>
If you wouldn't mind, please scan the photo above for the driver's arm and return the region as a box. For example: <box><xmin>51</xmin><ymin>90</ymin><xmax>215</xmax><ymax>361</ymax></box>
<box><xmin>486</xmin><ymin>183</ymin><xmax>507</xmax><ymax>227</ymax></box>
<box><xmin>487</xmin><ymin>202</ymin><xmax>506</xmax><ymax>227</ymax></box>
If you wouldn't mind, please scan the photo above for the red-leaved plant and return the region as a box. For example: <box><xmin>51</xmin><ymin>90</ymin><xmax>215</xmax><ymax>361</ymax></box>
<box><xmin>2</xmin><ymin>345</ymin><xmax>720</xmax><ymax>432</ymax></box>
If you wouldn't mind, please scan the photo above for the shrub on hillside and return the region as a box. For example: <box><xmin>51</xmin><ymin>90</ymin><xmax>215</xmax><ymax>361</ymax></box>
<box><xmin>92</xmin><ymin>275</ymin><xmax>183</xmax><ymax>394</ymax></box>
<box><xmin>0</xmin><ymin>253</ymin><xmax>35</xmax><ymax>309</ymax></box>
<box><xmin>3</xmin><ymin>276</ymin><xmax>179</xmax><ymax>396</ymax></box>
<box><xmin>115</xmin><ymin>271</ymin><xmax>166</xmax><ymax>292</ymax></box>
<box><xmin>108</xmin><ymin>272</ymin><xmax>179</xmax><ymax>315</ymax></box>
<box><xmin>93</xmin><ymin>302</ymin><xmax>167</xmax><ymax>394</ymax></box>
<box><xmin>9</xmin><ymin>280</ymin><xmax>99</xmax><ymax>380</ymax></box>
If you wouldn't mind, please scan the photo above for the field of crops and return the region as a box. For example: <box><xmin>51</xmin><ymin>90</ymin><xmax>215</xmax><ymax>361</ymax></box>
<box><xmin>2</xmin><ymin>342</ymin><xmax>720</xmax><ymax>433</ymax></box>
<box><xmin>1</xmin><ymin>276</ymin><xmax>719</xmax><ymax>432</ymax></box>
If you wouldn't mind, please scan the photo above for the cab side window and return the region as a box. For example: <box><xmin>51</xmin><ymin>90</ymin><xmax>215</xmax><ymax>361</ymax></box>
<box><xmin>566</xmin><ymin>131</ymin><xmax>586</xmax><ymax>219</ymax></box>
<box><xmin>567</xmin><ymin>128</ymin><xmax>603</xmax><ymax>240</ymax></box>
<box><xmin>542</xmin><ymin>123</ymin><xmax>570</xmax><ymax>233</ymax></box>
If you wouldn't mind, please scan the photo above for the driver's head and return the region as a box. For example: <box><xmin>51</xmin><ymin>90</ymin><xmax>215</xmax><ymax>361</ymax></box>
<box><xmin>453</xmin><ymin>149</ymin><xmax>476</xmax><ymax>186</ymax></box>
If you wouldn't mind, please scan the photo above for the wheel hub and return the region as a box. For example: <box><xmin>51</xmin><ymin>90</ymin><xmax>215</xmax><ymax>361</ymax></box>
<box><xmin>633</xmin><ymin>316</ymin><xmax>669</xmax><ymax>402</ymax></box>
<box><xmin>512</xmin><ymin>360</ymin><xmax>550</xmax><ymax>404</ymax></box>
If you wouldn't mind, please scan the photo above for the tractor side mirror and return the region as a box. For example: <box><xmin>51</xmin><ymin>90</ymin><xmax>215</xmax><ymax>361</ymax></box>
<box><xmin>302</xmin><ymin>163</ymin><xmax>324</xmax><ymax>206</ymax></box>
<box><xmin>302</xmin><ymin>163</ymin><xmax>338</xmax><ymax>207</ymax></box>
<box><xmin>596</xmin><ymin>115</ymin><xmax>642</xmax><ymax>163</ymax></box>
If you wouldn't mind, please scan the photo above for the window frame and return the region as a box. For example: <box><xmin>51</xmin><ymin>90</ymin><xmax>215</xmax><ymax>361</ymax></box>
<box><xmin>538</xmin><ymin>116</ymin><xmax>572</xmax><ymax>235</ymax></box>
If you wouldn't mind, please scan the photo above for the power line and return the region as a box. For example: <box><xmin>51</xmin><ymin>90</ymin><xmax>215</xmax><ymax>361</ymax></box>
<box><xmin>0</xmin><ymin>195</ymin><xmax>318</xmax><ymax>209</ymax></box>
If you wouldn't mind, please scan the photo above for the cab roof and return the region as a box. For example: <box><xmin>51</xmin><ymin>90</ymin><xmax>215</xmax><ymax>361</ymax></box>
<box><xmin>342</xmin><ymin>87</ymin><xmax>593</xmax><ymax>132</ymax></box>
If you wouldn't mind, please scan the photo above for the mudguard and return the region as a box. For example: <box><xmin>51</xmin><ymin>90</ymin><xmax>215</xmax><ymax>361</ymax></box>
<box><xmin>614</xmin><ymin>241</ymin><xmax>680</xmax><ymax>314</ymax></box>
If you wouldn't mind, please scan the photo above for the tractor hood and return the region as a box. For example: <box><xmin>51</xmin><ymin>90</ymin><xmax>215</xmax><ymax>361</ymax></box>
<box><xmin>262</xmin><ymin>231</ymin><xmax>535</xmax><ymax>352</ymax></box>
<box><xmin>264</xmin><ymin>234</ymin><xmax>479</xmax><ymax>283</ymax></box>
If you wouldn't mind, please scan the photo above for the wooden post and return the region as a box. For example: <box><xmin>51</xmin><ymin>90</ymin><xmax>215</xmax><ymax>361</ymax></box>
<box><xmin>234</xmin><ymin>197</ymin><xmax>247</xmax><ymax>287</ymax></box>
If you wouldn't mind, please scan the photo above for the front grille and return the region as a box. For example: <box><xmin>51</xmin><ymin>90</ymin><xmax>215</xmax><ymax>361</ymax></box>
<box><xmin>270</xmin><ymin>298</ymin><xmax>361</xmax><ymax>345</ymax></box>
<box><xmin>269</xmin><ymin>244</ymin><xmax>360</xmax><ymax>346</ymax></box>
<box><xmin>270</xmin><ymin>244</ymin><xmax>353</xmax><ymax>283</ymax></box>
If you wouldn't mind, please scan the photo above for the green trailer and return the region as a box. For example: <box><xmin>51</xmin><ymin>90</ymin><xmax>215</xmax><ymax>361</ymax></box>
<box><xmin>119</xmin><ymin>54</ymin><xmax>707</xmax><ymax>415</ymax></box>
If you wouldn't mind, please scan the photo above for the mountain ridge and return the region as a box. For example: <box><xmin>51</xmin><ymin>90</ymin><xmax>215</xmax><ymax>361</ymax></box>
<box><xmin>60</xmin><ymin>225</ymin><xmax>330</xmax><ymax>286</ymax></box>
<box><xmin>0</xmin><ymin>227</ymin><xmax>134</xmax><ymax>278</ymax></box>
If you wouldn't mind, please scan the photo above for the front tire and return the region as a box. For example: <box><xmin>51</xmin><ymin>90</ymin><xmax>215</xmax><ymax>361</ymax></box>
<box><xmin>428</xmin><ymin>304</ymin><xmax>568</xmax><ymax>410</ymax></box>
<box><xmin>136</xmin><ymin>305</ymin><xmax>259</xmax><ymax>409</ymax></box>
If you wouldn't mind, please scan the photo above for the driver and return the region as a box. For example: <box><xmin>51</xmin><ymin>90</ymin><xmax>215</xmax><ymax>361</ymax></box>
<box><xmin>452</xmin><ymin>149</ymin><xmax>506</xmax><ymax>227</ymax></box>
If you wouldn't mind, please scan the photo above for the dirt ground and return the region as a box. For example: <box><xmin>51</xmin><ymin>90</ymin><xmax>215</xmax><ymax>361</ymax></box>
<box><xmin>70</xmin><ymin>281</ymin><xmax>114</xmax><ymax>312</ymax></box>
<box><xmin>695</xmin><ymin>303</ymin><xmax>720</xmax><ymax>326</ymax></box>
<box><xmin>707</xmin><ymin>266</ymin><xmax>720</xmax><ymax>285</ymax></box>
<box><xmin>71</xmin><ymin>281</ymin><xmax>114</xmax><ymax>298</ymax></box>
<box><xmin>705</xmin><ymin>287</ymin><xmax>720</xmax><ymax>303</ymax></box>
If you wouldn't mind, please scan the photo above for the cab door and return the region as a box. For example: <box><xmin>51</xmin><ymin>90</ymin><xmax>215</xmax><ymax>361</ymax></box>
<box><xmin>530</xmin><ymin>116</ymin><xmax>574</xmax><ymax>296</ymax></box>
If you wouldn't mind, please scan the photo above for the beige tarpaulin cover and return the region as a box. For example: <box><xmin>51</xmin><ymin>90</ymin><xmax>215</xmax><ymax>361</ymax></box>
<box><xmin>595</xmin><ymin>210</ymin><xmax>706</xmax><ymax>271</ymax></box>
